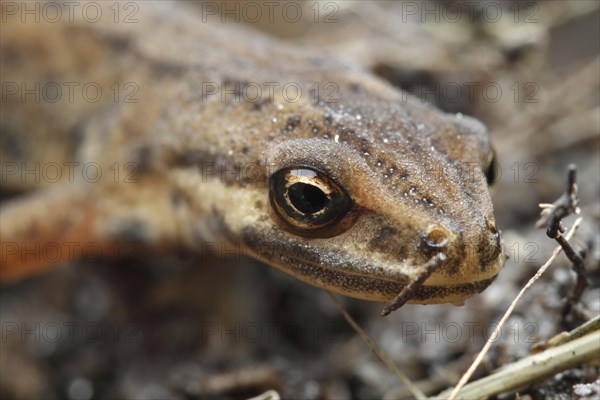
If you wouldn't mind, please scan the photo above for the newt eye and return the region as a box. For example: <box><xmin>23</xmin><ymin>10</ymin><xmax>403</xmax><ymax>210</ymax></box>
<box><xmin>269</xmin><ymin>167</ymin><xmax>353</xmax><ymax>234</ymax></box>
<box><xmin>484</xmin><ymin>149</ymin><xmax>498</xmax><ymax>186</ymax></box>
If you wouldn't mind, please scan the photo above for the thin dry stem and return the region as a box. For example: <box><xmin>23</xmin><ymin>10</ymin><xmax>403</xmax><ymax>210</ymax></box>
<box><xmin>447</xmin><ymin>217</ymin><xmax>583</xmax><ymax>400</ymax></box>
<box><xmin>435</xmin><ymin>329</ymin><xmax>599</xmax><ymax>399</ymax></box>
<box><xmin>326</xmin><ymin>291</ymin><xmax>427</xmax><ymax>400</ymax></box>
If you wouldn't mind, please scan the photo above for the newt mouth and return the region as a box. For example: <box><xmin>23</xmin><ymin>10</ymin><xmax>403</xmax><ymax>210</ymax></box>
<box><xmin>250</xmin><ymin>246</ymin><xmax>500</xmax><ymax>307</ymax></box>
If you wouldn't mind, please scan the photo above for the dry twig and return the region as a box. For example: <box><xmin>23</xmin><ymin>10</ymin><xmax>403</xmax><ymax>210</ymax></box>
<box><xmin>446</xmin><ymin>216</ymin><xmax>583</xmax><ymax>400</ymax></box>
<box><xmin>536</xmin><ymin>164</ymin><xmax>587</xmax><ymax>318</ymax></box>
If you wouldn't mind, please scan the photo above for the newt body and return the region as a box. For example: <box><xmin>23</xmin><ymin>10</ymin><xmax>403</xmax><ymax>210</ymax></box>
<box><xmin>1</xmin><ymin>1</ymin><xmax>504</xmax><ymax>308</ymax></box>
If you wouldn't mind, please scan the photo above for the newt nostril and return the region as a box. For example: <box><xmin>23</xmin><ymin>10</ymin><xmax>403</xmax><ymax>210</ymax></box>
<box><xmin>422</xmin><ymin>225</ymin><xmax>449</xmax><ymax>253</ymax></box>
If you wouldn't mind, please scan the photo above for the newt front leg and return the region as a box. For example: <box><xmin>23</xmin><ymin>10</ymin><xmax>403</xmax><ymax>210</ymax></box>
<box><xmin>0</xmin><ymin>174</ymin><xmax>184</xmax><ymax>282</ymax></box>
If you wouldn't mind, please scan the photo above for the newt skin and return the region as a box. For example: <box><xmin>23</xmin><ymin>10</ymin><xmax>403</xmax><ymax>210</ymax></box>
<box><xmin>0</xmin><ymin>1</ymin><xmax>504</xmax><ymax>306</ymax></box>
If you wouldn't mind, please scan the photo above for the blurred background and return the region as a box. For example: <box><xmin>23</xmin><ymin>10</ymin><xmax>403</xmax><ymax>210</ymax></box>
<box><xmin>1</xmin><ymin>1</ymin><xmax>599</xmax><ymax>399</ymax></box>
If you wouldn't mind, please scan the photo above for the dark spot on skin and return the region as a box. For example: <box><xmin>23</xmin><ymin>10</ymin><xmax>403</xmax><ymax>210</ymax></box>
<box><xmin>396</xmin><ymin>168</ymin><xmax>409</xmax><ymax>180</ymax></box>
<box><xmin>349</xmin><ymin>83</ymin><xmax>364</xmax><ymax>94</ymax></box>
<box><xmin>0</xmin><ymin>124</ymin><xmax>26</xmax><ymax>162</ymax></box>
<box><xmin>368</xmin><ymin>226</ymin><xmax>398</xmax><ymax>251</ymax></box>
<box><xmin>252</xmin><ymin>97</ymin><xmax>271</xmax><ymax>110</ymax></box>
<box><xmin>171</xmin><ymin>149</ymin><xmax>218</xmax><ymax>169</ymax></box>
<box><xmin>169</xmin><ymin>151</ymin><xmax>252</xmax><ymax>188</ymax></box>
<box><xmin>101</xmin><ymin>32</ymin><xmax>133</xmax><ymax>52</ymax></box>
<box><xmin>358</xmin><ymin>138</ymin><xmax>371</xmax><ymax>155</ymax></box>
<box><xmin>368</xmin><ymin>226</ymin><xmax>410</xmax><ymax>260</ymax></box>
<box><xmin>0</xmin><ymin>44</ymin><xmax>21</xmax><ymax>66</ymax></box>
<box><xmin>448</xmin><ymin>233</ymin><xmax>466</xmax><ymax>274</ymax></box>
<box><xmin>222</xmin><ymin>78</ymin><xmax>250</xmax><ymax>98</ymax></box>
<box><xmin>283</xmin><ymin>117</ymin><xmax>299</xmax><ymax>130</ymax></box>
<box><xmin>339</xmin><ymin>127</ymin><xmax>356</xmax><ymax>140</ymax></box>
<box><xmin>281</xmin><ymin>115</ymin><xmax>302</xmax><ymax>134</ymax></box>
<box><xmin>241</xmin><ymin>146</ymin><xmax>249</xmax><ymax>154</ymax></box>
<box><xmin>308</xmin><ymin>57</ymin><xmax>325</xmax><ymax>67</ymax></box>
<box><xmin>115</xmin><ymin>220</ymin><xmax>150</xmax><ymax>244</ymax></box>
<box><xmin>422</xmin><ymin>197</ymin><xmax>435</xmax><ymax>208</ymax></box>
<box><xmin>132</xmin><ymin>145</ymin><xmax>154</xmax><ymax>172</ymax></box>
<box><xmin>148</xmin><ymin>60</ymin><xmax>187</xmax><ymax>77</ymax></box>
<box><xmin>376</xmin><ymin>226</ymin><xmax>398</xmax><ymax>241</ymax></box>
<box><xmin>68</xmin><ymin>121</ymin><xmax>86</xmax><ymax>158</ymax></box>
<box><xmin>171</xmin><ymin>191</ymin><xmax>183</xmax><ymax>208</ymax></box>
<box><xmin>41</xmin><ymin>72</ymin><xmax>61</xmax><ymax>84</ymax></box>
<box><xmin>332</xmin><ymin>124</ymin><xmax>350</xmax><ymax>135</ymax></box>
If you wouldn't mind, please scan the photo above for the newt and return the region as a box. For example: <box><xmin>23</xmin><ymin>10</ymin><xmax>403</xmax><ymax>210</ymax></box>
<box><xmin>0</xmin><ymin>0</ymin><xmax>504</xmax><ymax>315</ymax></box>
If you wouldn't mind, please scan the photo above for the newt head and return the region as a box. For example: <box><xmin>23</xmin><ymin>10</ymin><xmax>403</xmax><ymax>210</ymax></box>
<box><xmin>179</xmin><ymin>80</ymin><xmax>506</xmax><ymax>308</ymax></box>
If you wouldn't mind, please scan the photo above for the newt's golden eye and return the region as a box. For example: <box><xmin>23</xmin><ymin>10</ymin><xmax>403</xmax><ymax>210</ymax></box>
<box><xmin>269</xmin><ymin>167</ymin><xmax>353</xmax><ymax>234</ymax></box>
<box><xmin>484</xmin><ymin>149</ymin><xmax>498</xmax><ymax>186</ymax></box>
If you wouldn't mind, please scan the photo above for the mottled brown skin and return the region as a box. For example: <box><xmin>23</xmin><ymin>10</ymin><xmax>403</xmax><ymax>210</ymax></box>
<box><xmin>0</xmin><ymin>1</ymin><xmax>504</xmax><ymax>306</ymax></box>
